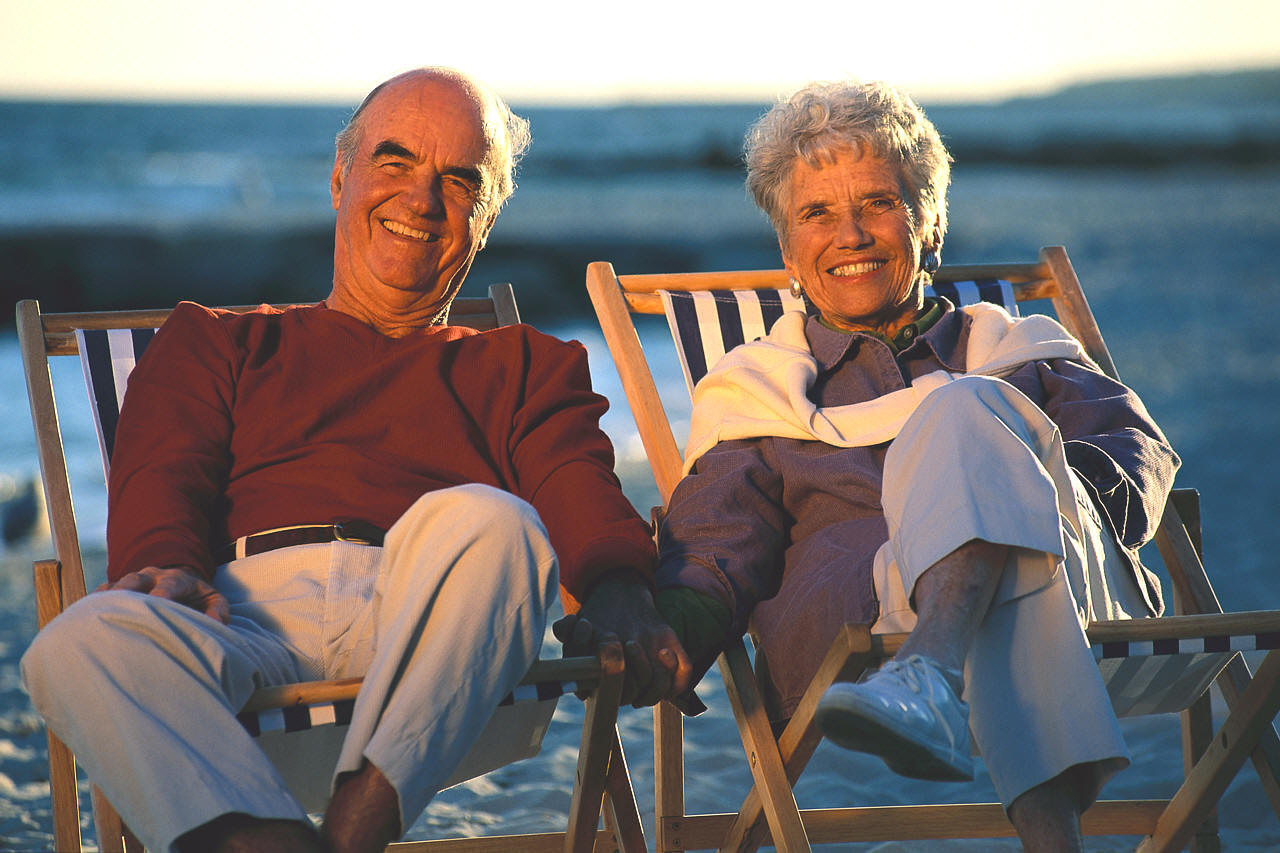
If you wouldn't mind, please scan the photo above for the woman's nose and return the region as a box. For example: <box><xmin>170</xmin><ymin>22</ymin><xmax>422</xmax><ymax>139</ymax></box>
<box><xmin>835</xmin><ymin>211</ymin><xmax>871</xmax><ymax>247</ymax></box>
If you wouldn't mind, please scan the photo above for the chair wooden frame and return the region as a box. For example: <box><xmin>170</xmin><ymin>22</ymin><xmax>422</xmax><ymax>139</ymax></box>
<box><xmin>18</xmin><ymin>286</ymin><xmax>644</xmax><ymax>853</ymax></box>
<box><xmin>587</xmin><ymin>246</ymin><xmax>1280</xmax><ymax>852</ymax></box>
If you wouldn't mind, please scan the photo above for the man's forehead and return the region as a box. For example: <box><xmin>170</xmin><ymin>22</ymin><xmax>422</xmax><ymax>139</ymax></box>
<box><xmin>361</xmin><ymin>75</ymin><xmax>494</xmax><ymax>155</ymax></box>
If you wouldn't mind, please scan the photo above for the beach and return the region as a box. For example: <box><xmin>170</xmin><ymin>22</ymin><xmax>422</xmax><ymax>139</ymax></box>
<box><xmin>3</xmin><ymin>71</ymin><xmax>1280</xmax><ymax>849</ymax></box>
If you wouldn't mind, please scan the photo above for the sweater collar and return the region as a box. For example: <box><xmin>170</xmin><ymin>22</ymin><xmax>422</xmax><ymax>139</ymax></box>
<box><xmin>805</xmin><ymin>297</ymin><xmax>966</xmax><ymax>371</ymax></box>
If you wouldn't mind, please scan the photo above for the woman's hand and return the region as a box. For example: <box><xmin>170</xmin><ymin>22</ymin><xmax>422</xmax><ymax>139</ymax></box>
<box><xmin>97</xmin><ymin>565</ymin><xmax>231</xmax><ymax>624</ymax></box>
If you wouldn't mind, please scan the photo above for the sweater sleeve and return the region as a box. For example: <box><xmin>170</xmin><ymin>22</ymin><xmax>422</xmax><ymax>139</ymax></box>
<box><xmin>656</xmin><ymin>437</ymin><xmax>789</xmax><ymax>636</ymax></box>
<box><xmin>106</xmin><ymin>303</ymin><xmax>239</xmax><ymax>581</ymax></box>
<box><xmin>1005</xmin><ymin>358</ymin><xmax>1180</xmax><ymax>551</ymax></box>
<box><xmin>506</xmin><ymin>332</ymin><xmax>656</xmax><ymax>604</ymax></box>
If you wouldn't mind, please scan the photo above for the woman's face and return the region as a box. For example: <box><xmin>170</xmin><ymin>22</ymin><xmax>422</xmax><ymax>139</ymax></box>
<box><xmin>779</xmin><ymin>147</ymin><xmax>936</xmax><ymax>335</ymax></box>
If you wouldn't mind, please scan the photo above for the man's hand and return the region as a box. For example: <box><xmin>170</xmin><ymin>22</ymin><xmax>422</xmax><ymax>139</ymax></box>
<box><xmin>97</xmin><ymin>565</ymin><xmax>231</xmax><ymax>624</ymax></box>
<box><xmin>554</xmin><ymin>577</ymin><xmax>692</xmax><ymax>707</ymax></box>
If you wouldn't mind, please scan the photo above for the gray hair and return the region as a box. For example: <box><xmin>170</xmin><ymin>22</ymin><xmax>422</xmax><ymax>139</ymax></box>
<box><xmin>335</xmin><ymin>67</ymin><xmax>531</xmax><ymax>215</ymax></box>
<box><xmin>745</xmin><ymin>80</ymin><xmax>952</xmax><ymax>247</ymax></box>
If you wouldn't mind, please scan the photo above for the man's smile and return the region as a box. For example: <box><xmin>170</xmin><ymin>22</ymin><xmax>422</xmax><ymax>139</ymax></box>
<box><xmin>381</xmin><ymin>219</ymin><xmax>438</xmax><ymax>242</ymax></box>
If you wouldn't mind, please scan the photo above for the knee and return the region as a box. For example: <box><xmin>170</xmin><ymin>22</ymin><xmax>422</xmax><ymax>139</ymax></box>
<box><xmin>919</xmin><ymin>374</ymin><xmax>1020</xmax><ymax>422</ymax></box>
<box><xmin>394</xmin><ymin>485</ymin><xmax>557</xmax><ymax>591</ymax></box>
<box><xmin>401</xmin><ymin>484</ymin><xmax>545</xmax><ymax>539</ymax></box>
<box><xmin>22</xmin><ymin>592</ymin><xmax>165</xmax><ymax>707</ymax></box>
<box><xmin>893</xmin><ymin>375</ymin><xmax>1050</xmax><ymax>463</ymax></box>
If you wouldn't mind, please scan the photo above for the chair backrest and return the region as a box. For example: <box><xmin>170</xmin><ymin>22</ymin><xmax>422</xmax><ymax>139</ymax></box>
<box><xmin>660</xmin><ymin>279</ymin><xmax>1018</xmax><ymax>396</ymax></box>
<box><xmin>588</xmin><ymin>246</ymin><xmax>1115</xmax><ymax>506</ymax></box>
<box><xmin>18</xmin><ymin>287</ymin><xmax>520</xmax><ymax>618</ymax></box>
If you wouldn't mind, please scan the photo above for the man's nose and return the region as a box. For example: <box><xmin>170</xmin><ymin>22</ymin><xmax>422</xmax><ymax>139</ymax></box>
<box><xmin>403</xmin><ymin>176</ymin><xmax>445</xmax><ymax>217</ymax></box>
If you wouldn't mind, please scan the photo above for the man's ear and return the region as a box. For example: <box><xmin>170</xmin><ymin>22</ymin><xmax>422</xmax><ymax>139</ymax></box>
<box><xmin>330</xmin><ymin>159</ymin><xmax>344</xmax><ymax>211</ymax></box>
<box><xmin>476</xmin><ymin>210</ymin><xmax>499</xmax><ymax>252</ymax></box>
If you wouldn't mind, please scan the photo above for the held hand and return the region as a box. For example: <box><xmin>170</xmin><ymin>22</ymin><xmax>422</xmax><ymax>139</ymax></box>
<box><xmin>97</xmin><ymin>565</ymin><xmax>231</xmax><ymax>624</ymax></box>
<box><xmin>554</xmin><ymin>578</ymin><xmax>692</xmax><ymax>708</ymax></box>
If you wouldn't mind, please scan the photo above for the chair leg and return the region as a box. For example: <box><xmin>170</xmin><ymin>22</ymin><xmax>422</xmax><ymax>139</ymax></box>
<box><xmin>45</xmin><ymin>729</ymin><xmax>83</xmax><ymax>853</ymax></box>
<box><xmin>718</xmin><ymin>624</ymin><xmax>881</xmax><ymax>853</ymax></box>
<box><xmin>1182</xmin><ymin>693</ymin><xmax>1221</xmax><ymax>853</ymax></box>
<box><xmin>654</xmin><ymin>701</ymin><xmax>685</xmax><ymax>853</ymax></box>
<box><xmin>717</xmin><ymin>641</ymin><xmax>810</xmax><ymax>853</ymax></box>
<box><xmin>564</xmin><ymin>642</ymin><xmax>626</xmax><ymax>853</ymax></box>
<box><xmin>602</xmin><ymin>729</ymin><xmax>647</xmax><ymax>853</ymax></box>
<box><xmin>91</xmin><ymin>785</ymin><xmax>126</xmax><ymax>853</ymax></box>
<box><xmin>1139</xmin><ymin>648</ymin><xmax>1280</xmax><ymax>853</ymax></box>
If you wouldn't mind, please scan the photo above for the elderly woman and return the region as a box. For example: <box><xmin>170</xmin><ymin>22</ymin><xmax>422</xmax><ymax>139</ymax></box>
<box><xmin>565</xmin><ymin>80</ymin><xmax>1178</xmax><ymax>851</ymax></box>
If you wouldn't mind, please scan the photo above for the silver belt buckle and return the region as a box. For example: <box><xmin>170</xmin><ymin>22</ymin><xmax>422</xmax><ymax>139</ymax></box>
<box><xmin>334</xmin><ymin>520</ymin><xmax>379</xmax><ymax>546</ymax></box>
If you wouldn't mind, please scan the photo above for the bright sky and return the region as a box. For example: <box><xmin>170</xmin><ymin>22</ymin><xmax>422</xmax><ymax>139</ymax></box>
<box><xmin>4</xmin><ymin>0</ymin><xmax>1277</xmax><ymax>105</ymax></box>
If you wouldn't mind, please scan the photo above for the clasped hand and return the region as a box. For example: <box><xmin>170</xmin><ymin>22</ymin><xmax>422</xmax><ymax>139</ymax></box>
<box><xmin>553</xmin><ymin>578</ymin><xmax>692</xmax><ymax>708</ymax></box>
<box><xmin>97</xmin><ymin>565</ymin><xmax>231</xmax><ymax>624</ymax></box>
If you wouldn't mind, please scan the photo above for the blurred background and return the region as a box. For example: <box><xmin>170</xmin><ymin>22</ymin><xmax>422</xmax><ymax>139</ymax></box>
<box><xmin>2</xmin><ymin>1</ymin><xmax>1278</xmax><ymax>849</ymax></box>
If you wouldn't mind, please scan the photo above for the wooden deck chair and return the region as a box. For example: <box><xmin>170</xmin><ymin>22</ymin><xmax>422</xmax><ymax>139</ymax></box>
<box><xmin>18</xmin><ymin>287</ymin><xmax>645</xmax><ymax>853</ymax></box>
<box><xmin>586</xmin><ymin>246</ymin><xmax>1280</xmax><ymax>853</ymax></box>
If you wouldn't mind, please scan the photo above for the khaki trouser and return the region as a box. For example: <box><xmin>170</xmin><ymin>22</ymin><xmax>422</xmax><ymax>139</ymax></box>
<box><xmin>872</xmin><ymin>375</ymin><xmax>1147</xmax><ymax>807</ymax></box>
<box><xmin>22</xmin><ymin>484</ymin><xmax>559</xmax><ymax>853</ymax></box>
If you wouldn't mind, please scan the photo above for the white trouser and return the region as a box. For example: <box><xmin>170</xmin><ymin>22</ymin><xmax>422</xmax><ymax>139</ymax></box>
<box><xmin>871</xmin><ymin>375</ymin><xmax>1148</xmax><ymax>807</ymax></box>
<box><xmin>22</xmin><ymin>484</ymin><xmax>559</xmax><ymax>853</ymax></box>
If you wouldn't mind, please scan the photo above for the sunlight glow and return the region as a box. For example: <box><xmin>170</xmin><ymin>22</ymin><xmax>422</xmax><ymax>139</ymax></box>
<box><xmin>3</xmin><ymin>0</ymin><xmax>1277</xmax><ymax>104</ymax></box>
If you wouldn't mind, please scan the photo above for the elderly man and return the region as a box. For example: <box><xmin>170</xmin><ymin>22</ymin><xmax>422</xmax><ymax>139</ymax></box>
<box><xmin>21</xmin><ymin>68</ymin><xmax>660</xmax><ymax>853</ymax></box>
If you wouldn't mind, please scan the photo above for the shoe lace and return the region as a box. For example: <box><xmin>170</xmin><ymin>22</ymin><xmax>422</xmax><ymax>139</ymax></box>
<box><xmin>881</xmin><ymin>654</ymin><xmax>961</xmax><ymax>758</ymax></box>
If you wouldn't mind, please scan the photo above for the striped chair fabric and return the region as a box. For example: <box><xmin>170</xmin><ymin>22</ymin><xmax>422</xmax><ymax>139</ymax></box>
<box><xmin>76</xmin><ymin>326</ymin><xmax>576</xmax><ymax>741</ymax></box>
<box><xmin>659</xmin><ymin>279</ymin><xmax>1018</xmax><ymax>395</ymax></box>
<box><xmin>656</xmin><ymin>279</ymin><xmax>1251</xmax><ymax>718</ymax></box>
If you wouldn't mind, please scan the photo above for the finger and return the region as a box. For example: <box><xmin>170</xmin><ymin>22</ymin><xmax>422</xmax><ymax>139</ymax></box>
<box><xmin>108</xmin><ymin>572</ymin><xmax>156</xmax><ymax>594</ymax></box>
<box><xmin>203</xmin><ymin>592</ymin><xmax>232</xmax><ymax>625</ymax></box>
<box><xmin>663</xmin><ymin>643</ymin><xmax>696</xmax><ymax>697</ymax></box>
<box><xmin>624</xmin><ymin>639</ymin><xmax>669</xmax><ymax>707</ymax></box>
<box><xmin>148</xmin><ymin>570</ymin><xmax>197</xmax><ymax>602</ymax></box>
<box><xmin>551</xmin><ymin>614</ymin><xmax>579</xmax><ymax>644</ymax></box>
<box><xmin>569</xmin><ymin>618</ymin><xmax>597</xmax><ymax>655</ymax></box>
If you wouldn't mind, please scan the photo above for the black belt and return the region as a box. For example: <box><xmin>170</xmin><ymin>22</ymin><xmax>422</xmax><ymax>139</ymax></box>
<box><xmin>215</xmin><ymin>521</ymin><xmax>385</xmax><ymax>565</ymax></box>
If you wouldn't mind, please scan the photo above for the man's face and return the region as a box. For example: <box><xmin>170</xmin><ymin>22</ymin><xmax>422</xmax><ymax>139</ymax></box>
<box><xmin>330</xmin><ymin>74</ymin><xmax>498</xmax><ymax>320</ymax></box>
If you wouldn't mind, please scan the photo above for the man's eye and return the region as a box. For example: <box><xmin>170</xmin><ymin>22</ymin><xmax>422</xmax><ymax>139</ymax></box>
<box><xmin>445</xmin><ymin>176</ymin><xmax>479</xmax><ymax>196</ymax></box>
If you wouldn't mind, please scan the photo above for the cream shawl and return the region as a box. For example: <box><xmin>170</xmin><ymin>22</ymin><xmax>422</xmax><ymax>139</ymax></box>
<box><xmin>682</xmin><ymin>302</ymin><xmax>1088</xmax><ymax>473</ymax></box>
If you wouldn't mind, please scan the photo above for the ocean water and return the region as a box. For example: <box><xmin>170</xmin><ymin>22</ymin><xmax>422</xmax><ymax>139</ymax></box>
<box><xmin>2</xmin><ymin>72</ymin><xmax>1280</xmax><ymax>849</ymax></box>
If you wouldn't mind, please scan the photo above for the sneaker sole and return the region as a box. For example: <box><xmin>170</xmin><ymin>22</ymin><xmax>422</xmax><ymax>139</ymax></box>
<box><xmin>815</xmin><ymin>698</ymin><xmax>973</xmax><ymax>782</ymax></box>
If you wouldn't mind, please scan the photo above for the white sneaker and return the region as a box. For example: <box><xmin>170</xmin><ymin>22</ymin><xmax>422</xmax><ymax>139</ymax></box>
<box><xmin>815</xmin><ymin>654</ymin><xmax>973</xmax><ymax>781</ymax></box>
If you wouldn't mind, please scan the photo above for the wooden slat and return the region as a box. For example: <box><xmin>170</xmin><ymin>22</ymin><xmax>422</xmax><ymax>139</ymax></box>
<box><xmin>564</xmin><ymin>642</ymin><xmax>626</xmax><ymax>853</ymax></box>
<box><xmin>239</xmin><ymin>657</ymin><xmax>604</xmax><ymax>714</ymax></box>
<box><xmin>18</xmin><ymin>302</ymin><xmax>88</xmax><ymax>608</ymax></box>
<box><xmin>586</xmin><ymin>262</ymin><xmax>686</xmax><ymax>504</ymax></box>
<box><xmin>602</xmin><ymin>728</ymin><xmax>648</xmax><ymax>853</ymax></box>
<box><xmin>387</xmin><ymin>829</ymin><xmax>620</xmax><ymax>852</ymax></box>
<box><xmin>654</xmin><ymin>702</ymin><xmax>685</xmax><ymax>852</ymax></box>
<box><xmin>1042</xmin><ymin>245</ymin><xmax>1119</xmax><ymax>379</ymax></box>
<box><xmin>719</xmin><ymin>625</ymin><xmax>877</xmax><ymax>853</ymax></box>
<box><xmin>487</xmin><ymin>283</ymin><xmax>521</xmax><ymax>327</ymax></box>
<box><xmin>1140</xmin><ymin>650</ymin><xmax>1280</xmax><ymax>852</ymax></box>
<box><xmin>1086</xmin><ymin>611</ymin><xmax>1280</xmax><ymax>644</ymax></box>
<box><xmin>718</xmin><ymin>642</ymin><xmax>811</xmax><ymax>852</ymax></box>
<box><xmin>90</xmin><ymin>786</ymin><xmax>126</xmax><ymax>853</ymax></box>
<box><xmin>662</xmin><ymin>800</ymin><xmax>1167</xmax><ymax>849</ymax></box>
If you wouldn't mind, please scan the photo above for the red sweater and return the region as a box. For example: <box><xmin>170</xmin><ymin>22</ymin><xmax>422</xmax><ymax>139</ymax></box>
<box><xmin>106</xmin><ymin>301</ymin><xmax>656</xmax><ymax>602</ymax></box>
